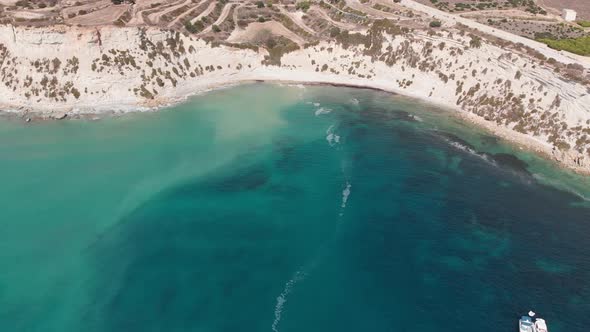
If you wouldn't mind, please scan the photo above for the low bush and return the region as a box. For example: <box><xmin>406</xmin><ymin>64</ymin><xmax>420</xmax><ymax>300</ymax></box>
<box><xmin>469</xmin><ymin>34</ymin><xmax>482</xmax><ymax>48</ymax></box>
<box><xmin>185</xmin><ymin>21</ymin><xmax>203</xmax><ymax>33</ymax></box>
<box><xmin>538</xmin><ymin>36</ymin><xmax>590</xmax><ymax>56</ymax></box>
<box><xmin>295</xmin><ymin>0</ymin><xmax>310</xmax><ymax>12</ymax></box>
<box><xmin>329</xmin><ymin>27</ymin><xmax>340</xmax><ymax>38</ymax></box>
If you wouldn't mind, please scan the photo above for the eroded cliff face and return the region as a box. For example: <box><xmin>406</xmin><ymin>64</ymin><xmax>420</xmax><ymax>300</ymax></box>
<box><xmin>0</xmin><ymin>24</ymin><xmax>589</xmax><ymax>172</ymax></box>
<box><xmin>0</xmin><ymin>25</ymin><xmax>264</xmax><ymax>112</ymax></box>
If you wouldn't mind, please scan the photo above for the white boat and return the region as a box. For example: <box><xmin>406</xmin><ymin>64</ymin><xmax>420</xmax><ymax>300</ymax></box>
<box><xmin>535</xmin><ymin>318</ymin><xmax>548</xmax><ymax>332</ymax></box>
<box><xmin>519</xmin><ymin>316</ymin><xmax>534</xmax><ymax>332</ymax></box>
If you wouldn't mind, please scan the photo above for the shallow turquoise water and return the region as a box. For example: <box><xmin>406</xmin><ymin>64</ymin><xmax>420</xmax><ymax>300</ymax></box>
<box><xmin>1</xmin><ymin>84</ymin><xmax>589</xmax><ymax>332</ymax></box>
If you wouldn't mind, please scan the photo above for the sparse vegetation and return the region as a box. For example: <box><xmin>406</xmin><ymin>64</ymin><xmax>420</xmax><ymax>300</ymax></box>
<box><xmin>184</xmin><ymin>20</ymin><xmax>203</xmax><ymax>33</ymax></box>
<box><xmin>295</xmin><ymin>0</ymin><xmax>310</xmax><ymax>12</ymax></box>
<box><xmin>262</xmin><ymin>36</ymin><xmax>299</xmax><ymax>66</ymax></box>
<box><xmin>429</xmin><ymin>20</ymin><xmax>442</xmax><ymax>28</ymax></box>
<box><xmin>469</xmin><ymin>35</ymin><xmax>482</xmax><ymax>48</ymax></box>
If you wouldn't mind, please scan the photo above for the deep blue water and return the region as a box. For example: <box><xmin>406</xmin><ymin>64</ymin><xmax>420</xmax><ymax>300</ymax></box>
<box><xmin>0</xmin><ymin>84</ymin><xmax>589</xmax><ymax>332</ymax></box>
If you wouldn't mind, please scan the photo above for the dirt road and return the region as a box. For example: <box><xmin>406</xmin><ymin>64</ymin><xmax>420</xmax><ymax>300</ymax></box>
<box><xmin>167</xmin><ymin>0</ymin><xmax>209</xmax><ymax>27</ymax></box>
<box><xmin>198</xmin><ymin>3</ymin><xmax>234</xmax><ymax>35</ymax></box>
<box><xmin>227</xmin><ymin>20</ymin><xmax>306</xmax><ymax>46</ymax></box>
<box><xmin>397</xmin><ymin>0</ymin><xmax>590</xmax><ymax>67</ymax></box>
<box><xmin>277</xmin><ymin>5</ymin><xmax>316</xmax><ymax>35</ymax></box>
<box><xmin>146</xmin><ymin>0</ymin><xmax>191</xmax><ymax>25</ymax></box>
<box><xmin>190</xmin><ymin>0</ymin><xmax>215</xmax><ymax>24</ymax></box>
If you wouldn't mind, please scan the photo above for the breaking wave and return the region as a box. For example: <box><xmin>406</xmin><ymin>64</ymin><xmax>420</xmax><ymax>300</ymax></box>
<box><xmin>444</xmin><ymin>139</ymin><xmax>495</xmax><ymax>165</ymax></box>
<box><xmin>533</xmin><ymin>173</ymin><xmax>590</xmax><ymax>203</ymax></box>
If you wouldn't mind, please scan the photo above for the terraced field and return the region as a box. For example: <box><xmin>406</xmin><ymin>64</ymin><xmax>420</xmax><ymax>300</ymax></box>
<box><xmin>0</xmin><ymin>0</ymin><xmax>364</xmax><ymax>37</ymax></box>
<box><xmin>0</xmin><ymin>0</ymin><xmax>588</xmax><ymax>63</ymax></box>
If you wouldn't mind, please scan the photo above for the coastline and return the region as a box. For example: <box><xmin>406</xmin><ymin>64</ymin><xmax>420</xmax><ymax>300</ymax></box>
<box><xmin>3</xmin><ymin>76</ymin><xmax>589</xmax><ymax>177</ymax></box>
<box><xmin>1</xmin><ymin>24</ymin><xmax>589</xmax><ymax>175</ymax></box>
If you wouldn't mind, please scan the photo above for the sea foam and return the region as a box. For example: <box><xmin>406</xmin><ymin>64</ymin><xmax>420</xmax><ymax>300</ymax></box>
<box><xmin>341</xmin><ymin>182</ymin><xmax>351</xmax><ymax>209</ymax></box>
<box><xmin>326</xmin><ymin>125</ymin><xmax>340</xmax><ymax>146</ymax></box>
<box><xmin>315</xmin><ymin>107</ymin><xmax>332</xmax><ymax>116</ymax></box>
<box><xmin>272</xmin><ymin>270</ymin><xmax>306</xmax><ymax>332</ymax></box>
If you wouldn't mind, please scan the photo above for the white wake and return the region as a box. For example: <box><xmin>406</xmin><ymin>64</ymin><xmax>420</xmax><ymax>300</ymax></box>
<box><xmin>271</xmin><ymin>270</ymin><xmax>307</xmax><ymax>332</ymax></box>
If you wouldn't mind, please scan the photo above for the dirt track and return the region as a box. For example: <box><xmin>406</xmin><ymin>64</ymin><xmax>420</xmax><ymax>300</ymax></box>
<box><xmin>397</xmin><ymin>0</ymin><xmax>590</xmax><ymax>67</ymax></box>
<box><xmin>67</xmin><ymin>5</ymin><xmax>130</xmax><ymax>26</ymax></box>
<box><xmin>127</xmin><ymin>0</ymin><xmax>161</xmax><ymax>25</ymax></box>
<box><xmin>61</xmin><ymin>0</ymin><xmax>111</xmax><ymax>18</ymax></box>
<box><xmin>167</xmin><ymin>0</ymin><xmax>209</xmax><ymax>27</ymax></box>
<box><xmin>277</xmin><ymin>5</ymin><xmax>316</xmax><ymax>35</ymax></box>
<box><xmin>147</xmin><ymin>0</ymin><xmax>192</xmax><ymax>24</ymax></box>
<box><xmin>309</xmin><ymin>6</ymin><xmax>358</xmax><ymax>31</ymax></box>
<box><xmin>191</xmin><ymin>1</ymin><xmax>216</xmax><ymax>24</ymax></box>
<box><xmin>345</xmin><ymin>0</ymin><xmax>404</xmax><ymax>19</ymax></box>
<box><xmin>198</xmin><ymin>3</ymin><xmax>234</xmax><ymax>35</ymax></box>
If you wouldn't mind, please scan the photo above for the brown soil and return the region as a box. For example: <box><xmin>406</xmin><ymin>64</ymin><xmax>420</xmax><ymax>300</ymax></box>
<box><xmin>537</xmin><ymin>0</ymin><xmax>590</xmax><ymax>20</ymax></box>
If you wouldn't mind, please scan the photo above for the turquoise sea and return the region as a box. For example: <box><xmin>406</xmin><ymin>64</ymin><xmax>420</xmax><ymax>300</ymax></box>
<box><xmin>1</xmin><ymin>84</ymin><xmax>590</xmax><ymax>332</ymax></box>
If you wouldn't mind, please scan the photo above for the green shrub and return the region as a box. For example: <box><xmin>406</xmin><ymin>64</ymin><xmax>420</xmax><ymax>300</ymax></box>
<box><xmin>429</xmin><ymin>20</ymin><xmax>441</xmax><ymax>28</ymax></box>
<box><xmin>537</xmin><ymin>36</ymin><xmax>590</xmax><ymax>56</ymax></box>
<box><xmin>185</xmin><ymin>21</ymin><xmax>202</xmax><ymax>33</ymax></box>
<box><xmin>295</xmin><ymin>0</ymin><xmax>310</xmax><ymax>12</ymax></box>
<box><xmin>71</xmin><ymin>88</ymin><xmax>80</xmax><ymax>99</ymax></box>
<box><xmin>266</xmin><ymin>38</ymin><xmax>276</xmax><ymax>48</ymax></box>
<box><xmin>212</xmin><ymin>25</ymin><xmax>221</xmax><ymax>33</ymax></box>
<box><xmin>577</xmin><ymin>21</ymin><xmax>590</xmax><ymax>28</ymax></box>
<box><xmin>329</xmin><ymin>27</ymin><xmax>340</xmax><ymax>38</ymax></box>
<box><xmin>256</xmin><ymin>1</ymin><xmax>264</xmax><ymax>7</ymax></box>
<box><xmin>262</xmin><ymin>36</ymin><xmax>299</xmax><ymax>66</ymax></box>
<box><xmin>469</xmin><ymin>35</ymin><xmax>482</xmax><ymax>48</ymax></box>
